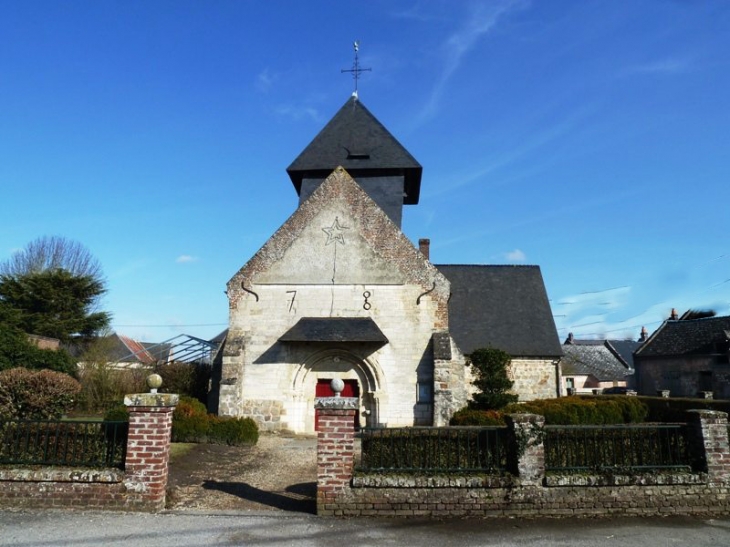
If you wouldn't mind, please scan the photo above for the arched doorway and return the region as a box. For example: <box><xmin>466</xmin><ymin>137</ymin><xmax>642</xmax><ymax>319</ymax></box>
<box><xmin>291</xmin><ymin>348</ymin><xmax>384</xmax><ymax>433</ymax></box>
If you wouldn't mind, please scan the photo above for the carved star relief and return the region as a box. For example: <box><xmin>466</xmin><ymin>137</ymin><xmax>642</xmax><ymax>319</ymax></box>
<box><xmin>322</xmin><ymin>217</ymin><xmax>348</xmax><ymax>246</ymax></box>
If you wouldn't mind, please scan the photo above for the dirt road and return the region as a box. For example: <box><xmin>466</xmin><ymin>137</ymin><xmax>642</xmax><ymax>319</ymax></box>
<box><xmin>166</xmin><ymin>434</ymin><xmax>317</xmax><ymax>513</ymax></box>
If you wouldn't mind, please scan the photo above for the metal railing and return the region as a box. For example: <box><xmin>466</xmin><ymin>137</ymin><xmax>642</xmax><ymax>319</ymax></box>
<box><xmin>544</xmin><ymin>424</ymin><xmax>691</xmax><ymax>473</ymax></box>
<box><xmin>357</xmin><ymin>426</ymin><xmax>508</xmax><ymax>474</ymax></box>
<box><xmin>0</xmin><ymin>419</ymin><xmax>128</xmax><ymax>469</ymax></box>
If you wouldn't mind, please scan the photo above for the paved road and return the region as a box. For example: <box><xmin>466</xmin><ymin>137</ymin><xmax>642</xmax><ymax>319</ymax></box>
<box><xmin>1</xmin><ymin>510</ymin><xmax>730</xmax><ymax>547</ymax></box>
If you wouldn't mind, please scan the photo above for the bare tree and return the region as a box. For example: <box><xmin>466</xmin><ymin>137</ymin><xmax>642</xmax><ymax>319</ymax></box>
<box><xmin>0</xmin><ymin>236</ymin><xmax>104</xmax><ymax>281</ymax></box>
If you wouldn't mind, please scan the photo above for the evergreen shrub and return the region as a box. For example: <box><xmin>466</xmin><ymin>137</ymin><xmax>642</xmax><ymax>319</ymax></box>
<box><xmin>449</xmin><ymin>408</ymin><xmax>505</xmax><ymax>426</ymax></box>
<box><xmin>639</xmin><ymin>396</ymin><xmax>730</xmax><ymax>422</ymax></box>
<box><xmin>0</xmin><ymin>367</ymin><xmax>81</xmax><ymax>419</ymax></box>
<box><xmin>502</xmin><ymin>396</ymin><xmax>648</xmax><ymax>425</ymax></box>
<box><xmin>208</xmin><ymin>416</ymin><xmax>259</xmax><ymax>445</ymax></box>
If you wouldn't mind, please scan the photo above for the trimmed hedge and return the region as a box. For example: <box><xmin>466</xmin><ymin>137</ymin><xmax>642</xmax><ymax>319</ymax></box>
<box><xmin>504</xmin><ymin>396</ymin><xmax>648</xmax><ymax>425</ymax></box>
<box><xmin>638</xmin><ymin>396</ymin><xmax>730</xmax><ymax>423</ymax></box>
<box><xmin>449</xmin><ymin>408</ymin><xmax>506</xmax><ymax>426</ymax></box>
<box><xmin>0</xmin><ymin>367</ymin><xmax>81</xmax><ymax>419</ymax></box>
<box><xmin>171</xmin><ymin>396</ymin><xmax>258</xmax><ymax>445</ymax></box>
<box><xmin>451</xmin><ymin>396</ymin><xmax>649</xmax><ymax>426</ymax></box>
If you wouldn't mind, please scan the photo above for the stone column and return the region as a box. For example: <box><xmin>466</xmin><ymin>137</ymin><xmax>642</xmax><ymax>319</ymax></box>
<box><xmin>314</xmin><ymin>395</ymin><xmax>358</xmax><ymax>516</ymax></box>
<box><xmin>123</xmin><ymin>392</ymin><xmax>179</xmax><ymax>511</ymax></box>
<box><xmin>505</xmin><ymin>413</ymin><xmax>545</xmax><ymax>486</ymax></box>
<box><xmin>687</xmin><ymin>409</ymin><xmax>730</xmax><ymax>485</ymax></box>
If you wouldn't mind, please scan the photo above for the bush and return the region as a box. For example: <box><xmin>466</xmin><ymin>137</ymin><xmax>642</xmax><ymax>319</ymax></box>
<box><xmin>103</xmin><ymin>403</ymin><xmax>129</xmax><ymax>422</ymax></box>
<box><xmin>0</xmin><ymin>367</ymin><xmax>81</xmax><ymax>419</ymax></box>
<box><xmin>468</xmin><ymin>347</ymin><xmax>519</xmax><ymax>410</ymax></box>
<box><xmin>155</xmin><ymin>362</ymin><xmax>211</xmax><ymax>405</ymax></box>
<box><xmin>76</xmin><ymin>364</ymin><xmax>149</xmax><ymax>412</ymax></box>
<box><xmin>208</xmin><ymin>416</ymin><xmax>259</xmax><ymax>445</ymax></box>
<box><xmin>0</xmin><ymin>323</ymin><xmax>76</xmax><ymax>375</ymax></box>
<box><xmin>639</xmin><ymin>396</ymin><xmax>730</xmax><ymax>423</ymax></box>
<box><xmin>502</xmin><ymin>396</ymin><xmax>648</xmax><ymax>425</ymax></box>
<box><xmin>170</xmin><ymin>397</ymin><xmax>259</xmax><ymax>445</ymax></box>
<box><xmin>449</xmin><ymin>408</ymin><xmax>506</xmax><ymax>426</ymax></box>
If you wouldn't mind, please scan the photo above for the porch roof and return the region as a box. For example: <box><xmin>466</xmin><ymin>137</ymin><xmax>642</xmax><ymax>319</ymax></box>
<box><xmin>279</xmin><ymin>317</ymin><xmax>389</xmax><ymax>344</ymax></box>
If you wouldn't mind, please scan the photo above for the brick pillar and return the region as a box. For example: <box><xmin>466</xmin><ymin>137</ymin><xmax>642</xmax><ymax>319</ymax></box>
<box><xmin>505</xmin><ymin>413</ymin><xmax>545</xmax><ymax>486</ymax></box>
<box><xmin>123</xmin><ymin>393</ymin><xmax>179</xmax><ymax>510</ymax></box>
<box><xmin>687</xmin><ymin>409</ymin><xmax>730</xmax><ymax>484</ymax></box>
<box><xmin>315</xmin><ymin>396</ymin><xmax>358</xmax><ymax>516</ymax></box>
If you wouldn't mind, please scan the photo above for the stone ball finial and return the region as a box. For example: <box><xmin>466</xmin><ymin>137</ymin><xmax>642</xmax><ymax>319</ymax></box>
<box><xmin>147</xmin><ymin>373</ymin><xmax>163</xmax><ymax>394</ymax></box>
<box><xmin>330</xmin><ymin>378</ymin><xmax>345</xmax><ymax>397</ymax></box>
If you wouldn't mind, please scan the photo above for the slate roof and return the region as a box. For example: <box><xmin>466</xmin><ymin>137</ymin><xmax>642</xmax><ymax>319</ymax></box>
<box><xmin>561</xmin><ymin>344</ymin><xmax>632</xmax><ymax>381</ymax></box>
<box><xmin>635</xmin><ymin>315</ymin><xmax>730</xmax><ymax>357</ymax></box>
<box><xmin>436</xmin><ymin>265</ymin><xmax>562</xmax><ymax>357</ymax></box>
<box><xmin>606</xmin><ymin>339</ymin><xmax>641</xmax><ymax>369</ymax></box>
<box><xmin>279</xmin><ymin>317</ymin><xmax>388</xmax><ymax>344</ymax></box>
<box><xmin>286</xmin><ymin>96</ymin><xmax>423</xmax><ymax>204</ymax></box>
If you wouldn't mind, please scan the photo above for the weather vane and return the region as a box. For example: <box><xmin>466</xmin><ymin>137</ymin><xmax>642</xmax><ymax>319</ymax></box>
<box><xmin>341</xmin><ymin>40</ymin><xmax>371</xmax><ymax>99</ymax></box>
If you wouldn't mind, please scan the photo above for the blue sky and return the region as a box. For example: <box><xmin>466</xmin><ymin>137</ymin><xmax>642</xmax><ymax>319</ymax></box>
<box><xmin>1</xmin><ymin>0</ymin><xmax>729</xmax><ymax>344</ymax></box>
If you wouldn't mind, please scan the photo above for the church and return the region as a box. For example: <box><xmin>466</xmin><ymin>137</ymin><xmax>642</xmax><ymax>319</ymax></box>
<box><xmin>211</xmin><ymin>94</ymin><xmax>562</xmax><ymax>433</ymax></box>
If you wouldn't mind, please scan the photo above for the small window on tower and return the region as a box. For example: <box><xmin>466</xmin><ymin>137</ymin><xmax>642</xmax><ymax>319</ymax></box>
<box><xmin>417</xmin><ymin>382</ymin><xmax>433</xmax><ymax>403</ymax></box>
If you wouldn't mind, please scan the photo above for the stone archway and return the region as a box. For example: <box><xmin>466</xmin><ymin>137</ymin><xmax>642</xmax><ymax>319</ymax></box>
<box><xmin>291</xmin><ymin>348</ymin><xmax>385</xmax><ymax>433</ymax></box>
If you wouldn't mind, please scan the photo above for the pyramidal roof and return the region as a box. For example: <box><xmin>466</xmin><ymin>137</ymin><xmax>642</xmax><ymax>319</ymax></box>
<box><xmin>286</xmin><ymin>96</ymin><xmax>423</xmax><ymax>204</ymax></box>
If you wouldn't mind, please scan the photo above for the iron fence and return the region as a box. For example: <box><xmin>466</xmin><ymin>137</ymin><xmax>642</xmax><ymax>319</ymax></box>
<box><xmin>0</xmin><ymin>419</ymin><xmax>128</xmax><ymax>469</ymax></box>
<box><xmin>357</xmin><ymin>426</ymin><xmax>508</xmax><ymax>474</ymax></box>
<box><xmin>544</xmin><ymin>424</ymin><xmax>691</xmax><ymax>473</ymax></box>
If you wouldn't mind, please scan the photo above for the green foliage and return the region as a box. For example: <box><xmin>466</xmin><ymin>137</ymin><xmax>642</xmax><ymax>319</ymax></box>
<box><xmin>208</xmin><ymin>416</ymin><xmax>259</xmax><ymax>445</ymax></box>
<box><xmin>503</xmin><ymin>396</ymin><xmax>648</xmax><ymax>425</ymax></box>
<box><xmin>155</xmin><ymin>361</ymin><xmax>211</xmax><ymax>404</ymax></box>
<box><xmin>449</xmin><ymin>408</ymin><xmax>506</xmax><ymax>426</ymax></box>
<box><xmin>0</xmin><ymin>367</ymin><xmax>81</xmax><ymax>419</ymax></box>
<box><xmin>0</xmin><ymin>269</ymin><xmax>110</xmax><ymax>344</ymax></box>
<box><xmin>468</xmin><ymin>347</ymin><xmax>519</xmax><ymax>410</ymax></box>
<box><xmin>75</xmin><ymin>336</ymin><xmax>148</xmax><ymax>412</ymax></box>
<box><xmin>171</xmin><ymin>397</ymin><xmax>258</xmax><ymax>445</ymax></box>
<box><xmin>639</xmin><ymin>396</ymin><xmax>730</xmax><ymax>423</ymax></box>
<box><xmin>103</xmin><ymin>403</ymin><xmax>129</xmax><ymax>422</ymax></box>
<box><xmin>0</xmin><ymin>322</ymin><xmax>76</xmax><ymax>374</ymax></box>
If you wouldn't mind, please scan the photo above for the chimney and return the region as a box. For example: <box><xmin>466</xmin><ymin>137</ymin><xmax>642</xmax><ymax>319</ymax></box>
<box><xmin>670</xmin><ymin>308</ymin><xmax>678</xmax><ymax>320</ymax></box>
<box><xmin>419</xmin><ymin>238</ymin><xmax>430</xmax><ymax>261</ymax></box>
<box><xmin>639</xmin><ymin>326</ymin><xmax>648</xmax><ymax>343</ymax></box>
<box><xmin>565</xmin><ymin>332</ymin><xmax>575</xmax><ymax>344</ymax></box>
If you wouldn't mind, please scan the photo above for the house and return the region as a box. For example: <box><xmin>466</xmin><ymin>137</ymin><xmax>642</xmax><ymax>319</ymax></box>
<box><xmin>634</xmin><ymin>312</ymin><xmax>730</xmax><ymax>398</ymax></box>
<box><xmin>72</xmin><ymin>333</ymin><xmax>171</xmax><ymax>368</ymax></box>
<box><xmin>560</xmin><ymin>333</ymin><xmax>640</xmax><ymax>394</ymax></box>
<box><xmin>212</xmin><ymin>95</ymin><xmax>562</xmax><ymax>433</ymax></box>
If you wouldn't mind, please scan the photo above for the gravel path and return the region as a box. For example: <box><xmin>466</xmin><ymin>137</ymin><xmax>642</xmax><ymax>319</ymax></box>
<box><xmin>166</xmin><ymin>434</ymin><xmax>317</xmax><ymax>513</ymax></box>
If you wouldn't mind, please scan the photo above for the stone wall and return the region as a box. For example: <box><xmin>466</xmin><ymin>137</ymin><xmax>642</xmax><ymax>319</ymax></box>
<box><xmin>509</xmin><ymin>358</ymin><xmax>559</xmax><ymax>401</ymax></box>
<box><xmin>0</xmin><ymin>393</ymin><xmax>177</xmax><ymax>512</ymax></box>
<box><xmin>316</xmin><ymin>401</ymin><xmax>730</xmax><ymax>518</ymax></box>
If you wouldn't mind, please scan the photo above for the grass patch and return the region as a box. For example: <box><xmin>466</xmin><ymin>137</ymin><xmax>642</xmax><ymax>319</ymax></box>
<box><xmin>169</xmin><ymin>443</ymin><xmax>196</xmax><ymax>462</ymax></box>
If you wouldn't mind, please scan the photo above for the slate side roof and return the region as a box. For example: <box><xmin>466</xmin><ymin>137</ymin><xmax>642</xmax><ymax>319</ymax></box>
<box><xmin>561</xmin><ymin>344</ymin><xmax>632</xmax><ymax>381</ymax></box>
<box><xmin>606</xmin><ymin>339</ymin><xmax>641</xmax><ymax>369</ymax></box>
<box><xmin>279</xmin><ymin>317</ymin><xmax>388</xmax><ymax>344</ymax></box>
<box><xmin>436</xmin><ymin>265</ymin><xmax>563</xmax><ymax>357</ymax></box>
<box><xmin>635</xmin><ymin>315</ymin><xmax>730</xmax><ymax>357</ymax></box>
<box><xmin>287</xmin><ymin>96</ymin><xmax>422</xmax><ymax>204</ymax></box>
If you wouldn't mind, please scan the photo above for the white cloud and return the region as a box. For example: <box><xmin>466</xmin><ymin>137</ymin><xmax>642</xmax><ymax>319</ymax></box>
<box><xmin>625</xmin><ymin>57</ymin><xmax>692</xmax><ymax>76</ymax></box>
<box><xmin>176</xmin><ymin>255</ymin><xmax>198</xmax><ymax>264</ymax></box>
<box><xmin>274</xmin><ymin>104</ymin><xmax>322</xmax><ymax>123</ymax></box>
<box><xmin>504</xmin><ymin>249</ymin><xmax>526</xmax><ymax>262</ymax></box>
<box><xmin>417</xmin><ymin>0</ymin><xmax>528</xmax><ymax>123</ymax></box>
<box><xmin>255</xmin><ymin>68</ymin><xmax>276</xmax><ymax>93</ymax></box>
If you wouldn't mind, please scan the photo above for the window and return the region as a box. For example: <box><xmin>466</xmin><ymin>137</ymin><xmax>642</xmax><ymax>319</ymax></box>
<box><xmin>565</xmin><ymin>377</ymin><xmax>575</xmax><ymax>389</ymax></box>
<box><xmin>417</xmin><ymin>382</ymin><xmax>433</xmax><ymax>403</ymax></box>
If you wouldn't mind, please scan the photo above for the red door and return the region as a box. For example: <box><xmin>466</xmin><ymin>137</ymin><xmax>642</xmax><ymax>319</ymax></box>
<box><xmin>315</xmin><ymin>379</ymin><xmax>359</xmax><ymax>431</ymax></box>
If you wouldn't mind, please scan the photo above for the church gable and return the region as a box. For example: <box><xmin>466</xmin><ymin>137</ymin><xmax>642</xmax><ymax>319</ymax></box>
<box><xmin>228</xmin><ymin>167</ymin><xmax>449</xmax><ymax>301</ymax></box>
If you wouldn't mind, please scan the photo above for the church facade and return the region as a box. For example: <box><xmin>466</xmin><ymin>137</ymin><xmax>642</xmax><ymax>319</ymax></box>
<box><xmin>212</xmin><ymin>96</ymin><xmax>562</xmax><ymax>433</ymax></box>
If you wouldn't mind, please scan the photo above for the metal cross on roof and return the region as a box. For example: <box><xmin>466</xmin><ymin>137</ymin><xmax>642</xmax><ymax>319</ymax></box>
<box><xmin>341</xmin><ymin>41</ymin><xmax>371</xmax><ymax>99</ymax></box>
